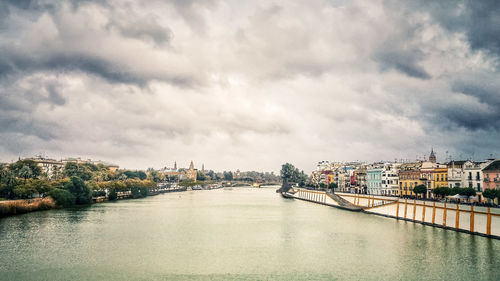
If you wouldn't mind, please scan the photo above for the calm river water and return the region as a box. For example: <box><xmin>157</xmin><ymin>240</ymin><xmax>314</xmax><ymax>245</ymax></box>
<box><xmin>0</xmin><ymin>187</ymin><xmax>499</xmax><ymax>280</ymax></box>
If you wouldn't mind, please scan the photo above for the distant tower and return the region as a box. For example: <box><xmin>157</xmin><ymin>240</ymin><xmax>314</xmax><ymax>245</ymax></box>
<box><xmin>429</xmin><ymin>148</ymin><xmax>436</xmax><ymax>163</ymax></box>
<box><xmin>202</xmin><ymin>164</ymin><xmax>205</xmax><ymax>172</ymax></box>
<box><xmin>174</xmin><ymin>161</ymin><xmax>177</xmax><ymax>171</ymax></box>
<box><xmin>189</xmin><ymin>160</ymin><xmax>194</xmax><ymax>170</ymax></box>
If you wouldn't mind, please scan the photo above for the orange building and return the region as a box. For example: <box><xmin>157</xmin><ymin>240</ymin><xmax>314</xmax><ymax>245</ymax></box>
<box><xmin>483</xmin><ymin>160</ymin><xmax>500</xmax><ymax>190</ymax></box>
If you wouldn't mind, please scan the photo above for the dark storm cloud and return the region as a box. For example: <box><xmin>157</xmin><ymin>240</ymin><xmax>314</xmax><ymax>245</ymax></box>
<box><xmin>0</xmin><ymin>50</ymin><xmax>146</xmax><ymax>85</ymax></box>
<box><xmin>0</xmin><ymin>0</ymin><xmax>196</xmax><ymax>87</ymax></box>
<box><xmin>465</xmin><ymin>0</ymin><xmax>500</xmax><ymax>57</ymax></box>
<box><xmin>373</xmin><ymin>47</ymin><xmax>431</xmax><ymax>79</ymax></box>
<box><xmin>441</xmin><ymin>75</ymin><xmax>500</xmax><ymax>130</ymax></box>
<box><xmin>411</xmin><ymin>0</ymin><xmax>500</xmax><ymax>59</ymax></box>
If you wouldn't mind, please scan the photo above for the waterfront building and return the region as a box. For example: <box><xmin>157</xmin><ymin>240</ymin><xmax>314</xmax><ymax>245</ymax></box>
<box><xmin>366</xmin><ymin>164</ymin><xmax>383</xmax><ymax>195</ymax></box>
<box><xmin>483</xmin><ymin>159</ymin><xmax>500</xmax><ymax>190</ymax></box>
<box><xmin>354</xmin><ymin>166</ymin><xmax>367</xmax><ymax>194</ymax></box>
<box><xmin>462</xmin><ymin>160</ymin><xmax>491</xmax><ymax>193</ymax></box>
<box><xmin>381</xmin><ymin>163</ymin><xmax>400</xmax><ymax>196</ymax></box>
<box><xmin>311</xmin><ymin>170</ymin><xmax>320</xmax><ymax>186</ymax></box>
<box><xmin>398</xmin><ymin>162</ymin><xmax>422</xmax><ymax>197</ymax></box>
<box><xmin>447</xmin><ymin>161</ymin><xmax>467</xmax><ymax>188</ymax></box>
<box><xmin>432</xmin><ymin>166</ymin><xmax>448</xmax><ymax>193</ymax></box>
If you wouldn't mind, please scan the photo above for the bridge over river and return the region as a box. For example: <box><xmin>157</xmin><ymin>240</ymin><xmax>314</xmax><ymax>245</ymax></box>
<box><xmin>0</xmin><ymin>187</ymin><xmax>498</xmax><ymax>280</ymax></box>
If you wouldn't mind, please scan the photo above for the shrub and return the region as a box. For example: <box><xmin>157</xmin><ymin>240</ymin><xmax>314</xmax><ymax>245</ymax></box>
<box><xmin>64</xmin><ymin>176</ymin><xmax>92</xmax><ymax>205</ymax></box>
<box><xmin>108</xmin><ymin>189</ymin><xmax>117</xmax><ymax>201</ymax></box>
<box><xmin>47</xmin><ymin>189</ymin><xmax>76</xmax><ymax>207</ymax></box>
<box><xmin>131</xmin><ymin>187</ymin><xmax>140</xmax><ymax>199</ymax></box>
<box><xmin>0</xmin><ymin>197</ymin><xmax>55</xmax><ymax>217</ymax></box>
<box><xmin>38</xmin><ymin>197</ymin><xmax>56</xmax><ymax>210</ymax></box>
<box><xmin>139</xmin><ymin>187</ymin><xmax>148</xmax><ymax>197</ymax></box>
<box><xmin>483</xmin><ymin>189</ymin><xmax>496</xmax><ymax>203</ymax></box>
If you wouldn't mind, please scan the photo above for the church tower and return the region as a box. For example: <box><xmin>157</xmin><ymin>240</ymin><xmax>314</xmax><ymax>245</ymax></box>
<box><xmin>174</xmin><ymin>161</ymin><xmax>177</xmax><ymax>171</ymax></box>
<box><xmin>188</xmin><ymin>160</ymin><xmax>196</xmax><ymax>182</ymax></box>
<box><xmin>429</xmin><ymin>149</ymin><xmax>436</xmax><ymax>163</ymax></box>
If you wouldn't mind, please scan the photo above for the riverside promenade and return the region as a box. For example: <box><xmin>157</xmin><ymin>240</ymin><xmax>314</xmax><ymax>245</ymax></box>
<box><xmin>289</xmin><ymin>189</ymin><xmax>500</xmax><ymax>238</ymax></box>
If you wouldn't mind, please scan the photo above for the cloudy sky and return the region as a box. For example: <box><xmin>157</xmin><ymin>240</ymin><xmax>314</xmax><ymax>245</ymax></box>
<box><xmin>0</xmin><ymin>0</ymin><xmax>499</xmax><ymax>172</ymax></box>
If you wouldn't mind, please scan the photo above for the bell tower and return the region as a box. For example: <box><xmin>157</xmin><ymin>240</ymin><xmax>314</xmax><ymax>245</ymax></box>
<box><xmin>429</xmin><ymin>149</ymin><xmax>436</xmax><ymax>163</ymax></box>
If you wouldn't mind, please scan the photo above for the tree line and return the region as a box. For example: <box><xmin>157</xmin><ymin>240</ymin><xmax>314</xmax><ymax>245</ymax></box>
<box><xmin>0</xmin><ymin>160</ymin><xmax>155</xmax><ymax>207</ymax></box>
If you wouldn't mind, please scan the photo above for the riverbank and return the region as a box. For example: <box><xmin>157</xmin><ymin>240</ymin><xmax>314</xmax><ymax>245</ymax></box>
<box><xmin>0</xmin><ymin>186</ymin><xmax>204</xmax><ymax>218</ymax></box>
<box><xmin>0</xmin><ymin>198</ymin><xmax>55</xmax><ymax>217</ymax></box>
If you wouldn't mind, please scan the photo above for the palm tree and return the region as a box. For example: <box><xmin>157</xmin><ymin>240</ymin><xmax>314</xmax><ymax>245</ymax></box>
<box><xmin>18</xmin><ymin>165</ymin><xmax>33</xmax><ymax>184</ymax></box>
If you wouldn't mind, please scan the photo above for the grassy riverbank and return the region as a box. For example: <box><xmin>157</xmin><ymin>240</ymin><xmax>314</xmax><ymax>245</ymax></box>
<box><xmin>0</xmin><ymin>197</ymin><xmax>55</xmax><ymax>217</ymax></box>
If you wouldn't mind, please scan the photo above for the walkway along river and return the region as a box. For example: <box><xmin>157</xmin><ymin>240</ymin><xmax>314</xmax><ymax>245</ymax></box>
<box><xmin>290</xmin><ymin>188</ymin><xmax>500</xmax><ymax>239</ymax></box>
<box><xmin>0</xmin><ymin>187</ymin><xmax>499</xmax><ymax>280</ymax></box>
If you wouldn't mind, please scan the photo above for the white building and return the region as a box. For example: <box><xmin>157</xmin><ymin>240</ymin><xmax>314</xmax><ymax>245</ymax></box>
<box><xmin>447</xmin><ymin>161</ymin><xmax>467</xmax><ymax>188</ymax></box>
<box><xmin>462</xmin><ymin>160</ymin><xmax>492</xmax><ymax>192</ymax></box>
<box><xmin>27</xmin><ymin>156</ymin><xmax>64</xmax><ymax>179</ymax></box>
<box><xmin>382</xmin><ymin>163</ymin><xmax>400</xmax><ymax>196</ymax></box>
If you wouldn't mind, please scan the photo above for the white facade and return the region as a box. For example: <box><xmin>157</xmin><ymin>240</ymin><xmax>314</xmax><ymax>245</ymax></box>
<box><xmin>382</xmin><ymin>163</ymin><xmax>400</xmax><ymax>196</ymax></box>
<box><xmin>462</xmin><ymin>161</ymin><xmax>492</xmax><ymax>192</ymax></box>
<box><xmin>447</xmin><ymin>161</ymin><xmax>466</xmax><ymax>188</ymax></box>
<box><xmin>28</xmin><ymin>156</ymin><xmax>64</xmax><ymax>179</ymax></box>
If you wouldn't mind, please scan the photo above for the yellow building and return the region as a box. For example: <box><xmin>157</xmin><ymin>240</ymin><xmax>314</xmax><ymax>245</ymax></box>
<box><xmin>432</xmin><ymin>167</ymin><xmax>448</xmax><ymax>189</ymax></box>
<box><xmin>398</xmin><ymin>162</ymin><xmax>422</xmax><ymax>197</ymax></box>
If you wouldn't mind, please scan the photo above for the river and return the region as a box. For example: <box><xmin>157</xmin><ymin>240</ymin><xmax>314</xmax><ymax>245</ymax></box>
<box><xmin>0</xmin><ymin>187</ymin><xmax>498</xmax><ymax>280</ymax></box>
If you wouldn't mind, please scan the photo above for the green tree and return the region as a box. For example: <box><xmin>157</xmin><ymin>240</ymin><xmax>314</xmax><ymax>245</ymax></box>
<box><xmin>29</xmin><ymin>179</ymin><xmax>52</xmax><ymax>197</ymax></box>
<box><xmin>319</xmin><ymin>183</ymin><xmax>327</xmax><ymax>189</ymax></box>
<box><xmin>47</xmin><ymin>189</ymin><xmax>76</xmax><ymax>207</ymax></box>
<box><xmin>64</xmin><ymin>176</ymin><xmax>92</xmax><ymax>205</ymax></box>
<box><xmin>131</xmin><ymin>187</ymin><xmax>140</xmax><ymax>199</ymax></box>
<box><xmin>450</xmin><ymin>186</ymin><xmax>461</xmax><ymax>196</ymax></box>
<box><xmin>139</xmin><ymin>187</ymin><xmax>148</xmax><ymax>197</ymax></box>
<box><xmin>482</xmin><ymin>189</ymin><xmax>496</xmax><ymax>204</ymax></box>
<box><xmin>413</xmin><ymin>184</ymin><xmax>427</xmax><ymax>198</ymax></box>
<box><xmin>137</xmin><ymin>171</ymin><xmax>147</xmax><ymax>180</ymax></box>
<box><xmin>8</xmin><ymin>160</ymin><xmax>41</xmax><ymax>179</ymax></box>
<box><xmin>196</xmin><ymin>171</ymin><xmax>207</xmax><ymax>181</ymax></box>
<box><xmin>298</xmin><ymin>170</ymin><xmax>307</xmax><ymax>187</ymax></box>
<box><xmin>13</xmin><ymin>182</ymin><xmax>37</xmax><ymax>198</ymax></box>
<box><xmin>459</xmin><ymin>187</ymin><xmax>476</xmax><ymax>199</ymax></box>
<box><xmin>148</xmin><ymin>170</ymin><xmax>163</xmax><ymax>183</ymax></box>
<box><xmin>0</xmin><ymin>167</ymin><xmax>17</xmax><ymax>199</ymax></box>
<box><xmin>280</xmin><ymin>163</ymin><xmax>300</xmax><ymax>192</ymax></box>
<box><xmin>223</xmin><ymin>171</ymin><xmax>233</xmax><ymax>181</ymax></box>
<box><xmin>18</xmin><ymin>165</ymin><xmax>33</xmax><ymax>184</ymax></box>
<box><xmin>432</xmin><ymin>187</ymin><xmax>443</xmax><ymax>199</ymax></box>
<box><xmin>328</xmin><ymin>182</ymin><xmax>338</xmax><ymax>191</ymax></box>
<box><xmin>108</xmin><ymin>189</ymin><xmax>118</xmax><ymax>201</ymax></box>
<box><xmin>63</xmin><ymin>163</ymin><xmax>92</xmax><ymax>181</ymax></box>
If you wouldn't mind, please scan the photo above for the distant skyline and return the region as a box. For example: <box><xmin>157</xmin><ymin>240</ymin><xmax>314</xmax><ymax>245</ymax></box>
<box><xmin>1</xmin><ymin>0</ymin><xmax>499</xmax><ymax>173</ymax></box>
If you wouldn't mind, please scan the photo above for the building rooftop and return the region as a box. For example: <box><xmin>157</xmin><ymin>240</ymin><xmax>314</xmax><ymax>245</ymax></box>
<box><xmin>483</xmin><ymin>160</ymin><xmax>500</xmax><ymax>171</ymax></box>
